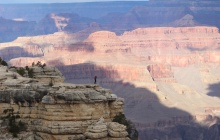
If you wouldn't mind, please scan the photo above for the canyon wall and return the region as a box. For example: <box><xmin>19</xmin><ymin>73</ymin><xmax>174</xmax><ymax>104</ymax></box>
<box><xmin>1</xmin><ymin>1</ymin><xmax>220</xmax><ymax>139</ymax></box>
<box><xmin>1</xmin><ymin>26</ymin><xmax>220</xmax><ymax>139</ymax></box>
<box><xmin>2</xmin><ymin>1</ymin><xmax>220</xmax><ymax>42</ymax></box>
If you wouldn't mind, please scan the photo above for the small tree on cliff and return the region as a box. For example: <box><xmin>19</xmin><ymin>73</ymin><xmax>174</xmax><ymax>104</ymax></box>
<box><xmin>2</xmin><ymin>108</ymin><xmax>26</xmax><ymax>137</ymax></box>
<box><xmin>32</xmin><ymin>61</ymin><xmax>46</xmax><ymax>68</ymax></box>
<box><xmin>32</xmin><ymin>62</ymin><xmax>35</xmax><ymax>67</ymax></box>
<box><xmin>0</xmin><ymin>57</ymin><xmax>8</xmax><ymax>66</ymax></box>
<box><xmin>113</xmin><ymin>113</ymin><xmax>139</xmax><ymax>140</ymax></box>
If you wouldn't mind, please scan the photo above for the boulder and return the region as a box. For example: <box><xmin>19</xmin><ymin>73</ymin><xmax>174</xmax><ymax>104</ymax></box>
<box><xmin>108</xmin><ymin>122</ymin><xmax>128</xmax><ymax>138</ymax></box>
<box><xmin>42</xmin><ymin>95</ymin><xmax>55</xmax><ymax>104</ymax></box>
<box><xmin>85</xmin><ymin>118</ymin><xmax>108</xmax><ymax>139</ymax></box>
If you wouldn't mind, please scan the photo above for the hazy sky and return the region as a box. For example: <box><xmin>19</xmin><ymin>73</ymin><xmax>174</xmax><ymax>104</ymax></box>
<box><xmin>0</xmin><ymin>0</ymin><xmax>146</xmax><ymax>4</ymax></box>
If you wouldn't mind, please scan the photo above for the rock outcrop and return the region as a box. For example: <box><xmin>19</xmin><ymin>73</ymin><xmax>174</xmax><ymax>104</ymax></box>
<box><xmin>147</xmin><ymin>64</ymin><xmax>176</xmax><ymax>82</ymax></box>
<box><xmin>170</xmin><ymin>14</ymin><xmax>200</xmax><ymax>27</ymax></box>
<box><xmin>0</xmin><ymin>64</ymin><xmax>129</xmax><ymax>140</ymax></box>
<box><xmin>108</xmin><ymin>122</ymin><xmax>129</xmax><ymax>138</ymax></box>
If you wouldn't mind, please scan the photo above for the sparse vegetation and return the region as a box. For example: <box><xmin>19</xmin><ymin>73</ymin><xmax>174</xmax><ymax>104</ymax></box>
<box><xmin>12</xmin><ymin>74</ymin><xmax>17</xmax><ymax>79</ymax></box>
<box><xmin>14</xmin><ymin>65</ymin><xmax>34</xmax><ymax>78</ymax></box>
<box><xmin>2</xmin><ymin>108</ymin><xmax>27</xmax><ymax>137</ymax></box>
<box><xmin>34</xmin><ymin>61</ymin><xmax>46</xmax><ymax>68</ymax></box>
<box><xmin>0</xmin><ymin>57</ymin><xmax>8</xmax><ymax>66</ymax></box>
<box><xmin>49</xmin><ymin>78</ymin><xmax>54</xmax><ymax>86</ymax></box>
<box><xmin>11</xmin><ymin>61</ymin><xmax>47</xmax><ymax>78</ymax></box>
<box><xmin>16</xmin><ymin>67</ymin><xmax>26</xmax><ymax>76</ymax></box>
<box><xmin>32</xmin><ymin>62</ymin><xmax>35</xmax><ymax>67</ymax></box>
<box><xmin>25</xmin><ymin>66</ymin><xmax>34</xmax><ymax>78</ymax></box>
<box><xmin>113</xmin><ymin>113</ymin><xmax>138</xmax><ymax>140</ymax></box>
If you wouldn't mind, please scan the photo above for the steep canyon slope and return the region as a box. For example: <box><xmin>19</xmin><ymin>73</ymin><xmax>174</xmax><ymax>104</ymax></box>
<box><xmin>1</xmin><ymin>26</ymin><xmax>220</xmax><ymax>139</ymax></box>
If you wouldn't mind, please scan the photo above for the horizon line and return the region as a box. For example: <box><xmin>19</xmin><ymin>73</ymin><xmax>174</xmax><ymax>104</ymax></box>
<box><xmin>0</xmin><ymin>0</ymin><xmax>148</xmax><ymax>4</ymax></box>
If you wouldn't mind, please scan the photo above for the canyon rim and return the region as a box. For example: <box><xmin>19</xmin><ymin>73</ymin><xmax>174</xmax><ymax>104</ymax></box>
<box><xmin>1</xmin><ymin>0</ymin><xmax>220</xmax><ymax>139</ymax></box>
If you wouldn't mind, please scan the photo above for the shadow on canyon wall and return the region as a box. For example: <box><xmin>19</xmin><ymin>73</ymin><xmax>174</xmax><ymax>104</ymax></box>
<box><xmin>207</xmin><ymin>82</ymin><xmax>220</xmax><ymax>98</ymax></box>
<box><xmin>0</xmin><ymin>46</ymin><xmax>43</xmax><ymax>61</ymax></box>
<box><xmin>56</xmin><ymin>62</ymin><xmax>220</xmax><ymax>140</ymax></box>
<box><xmin>67</xmin><ymin>43</ymin><xmax>95</xmax><ymax>52</ymax></box>
<box><xmin>56</xmin><ymin>63</ymin><xmax>191</xmax><ymax>120</ymax></box>
<box><xmin>187</xmin><ymin>47</ymin><xmax>208</xmax><ymax>52</ymax></box>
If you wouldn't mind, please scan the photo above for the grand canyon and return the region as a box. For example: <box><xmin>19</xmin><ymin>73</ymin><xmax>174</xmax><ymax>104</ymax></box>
<box><xmin>1</xmin><ymin>0</ymin><xmax>220</xmax><ymax>140</ymax></box>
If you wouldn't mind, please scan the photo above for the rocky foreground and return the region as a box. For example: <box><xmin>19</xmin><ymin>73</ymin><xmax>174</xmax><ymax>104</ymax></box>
<box><xmin>0</xmin><ymin>64</ymin><xmax>130</xmax><ymax>140</ymax></box>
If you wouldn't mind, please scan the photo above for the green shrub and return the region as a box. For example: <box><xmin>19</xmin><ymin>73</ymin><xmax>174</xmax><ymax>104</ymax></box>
<box><xmin>26</xmin><ymin>66</ymin><xmax>34</xmax><ymax>78</ymax></box>
<box><xmin>18</xmin><ymin>120</ymin><xmax>27</xmax><ymax>131</ymax></box>
<box><xmin>1</xmin><ymin>60</ymin><xmax>8</xmax><ymax>66</ymax></box>
<box><xmin>36</xmin><ymin>61</ymin><xmax>42</xmax><ymax>67</ymax></box>
<box><xmin>33</xmin><ymin>61</ymin><xmax>46</xmax><ymax>68</ymax></box>
<box><xmin>113</xmin><ymin>113</ymin><xmax>138</xmax><ymax>140</ymax></box>
<box><xmin>14</xmin><ymin>66</ymin><xmax>34</xmax><ymax>78</ymax></box>
<box><xmin>2</xmin><ymin>109</ymin><xmax>27</xmax><ymax>137</ymax></box>
<box><xmin>32</xmin><ymin>62</ymin><xmax>35</xmax><ymax>67</ymax></box>
<box><xmin>42</xmin><ymin>63</ymin><xmax>46</xmax><ymax>68</ymax></box>
<box><xmin>49</xmin><ymin>79</ymin><xmax>53</xmax><ymax>87</ymax></box>
<box><xmin>0</xmin><ymin>57</ymin><xmax>8</xmax><ymax>66</ymax></box>
<box><xmin>16</xmin><ymin>67</ymin><xmax>26</xmax><ymax>76</ymax></box>
<box><xmin>25</xmin><ymin>66</ymin><xmax>29</xmax><ymax>70</ymax></box>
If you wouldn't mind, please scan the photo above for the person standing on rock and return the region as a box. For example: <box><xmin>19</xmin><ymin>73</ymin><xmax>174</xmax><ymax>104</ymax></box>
<box><xmin>94</xmin><ymin>76</ymin><xmax>97</xmax><ymax>84</ymax></box>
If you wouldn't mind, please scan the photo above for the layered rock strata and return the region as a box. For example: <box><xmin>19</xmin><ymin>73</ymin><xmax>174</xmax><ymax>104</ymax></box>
<box><xmin>2</xmin><ymin>26</ymin><xmax>220</xmax><ymax>139</ymax></box>
<box><xmin>0</xmin><ymin>65</ymin><xmax>129</xmax><ymax>140</ymax></box>
<box><xmin>3</xmin><ymin>0</ymin><xmax>220</xmax><ymax>42</ymax></box>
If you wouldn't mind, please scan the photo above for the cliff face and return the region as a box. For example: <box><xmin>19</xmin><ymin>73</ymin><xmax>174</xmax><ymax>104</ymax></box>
<box><xmin>0</xmin><ymin>65</ymin><xmax>129</xmax><ymax>140</ymax></box>
<box><xmin>2</xmin><ymin>26</ymin><xmax>220</xmax><ymax>139</ymax></box>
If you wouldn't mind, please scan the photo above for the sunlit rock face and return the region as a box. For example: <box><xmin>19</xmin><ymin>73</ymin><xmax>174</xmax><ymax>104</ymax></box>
<box><xmin>1</xmin><ymin>26</ymin><xmax>220</xmax><ymax>139</ymax></box>
<box><xmin>0</xmin><ymin>65</ymin><xmax>129</xmax><ymax>140</ymax></box>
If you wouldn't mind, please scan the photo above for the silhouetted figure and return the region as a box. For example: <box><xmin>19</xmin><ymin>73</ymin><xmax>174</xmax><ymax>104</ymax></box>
<box><xmin>94</xmin><ymin>76</ymin><xmax>97</xmax><ymax>84</ymax></box>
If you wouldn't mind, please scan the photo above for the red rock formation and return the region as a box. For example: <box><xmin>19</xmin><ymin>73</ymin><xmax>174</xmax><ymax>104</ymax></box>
<box><xmin>147</xmin><ymin>64</ymin><xmax>173</xmax><ymax>79</ymax></box>
<box><xmin>121</xmin><ymin>27</ymin><xmax>219</xmax><ymax>49</ymax></box>
<box><xmin>4</xmin><ymin>26</ymin><xmax>220</xmax><ymax>85</ymax></box>
<box><xmin>2</xmin><ymin>27</ymin><xmax>220</xmax><ymax>136</ymax></box>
